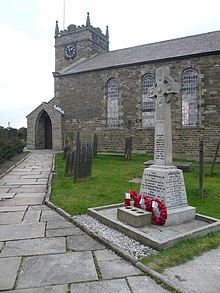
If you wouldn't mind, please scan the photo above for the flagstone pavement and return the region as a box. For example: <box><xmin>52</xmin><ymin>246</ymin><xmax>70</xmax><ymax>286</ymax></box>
<box><xmin>0</xmin><ymin>150</ymin><xmax>169</xmax><ymax>293</ymax></box>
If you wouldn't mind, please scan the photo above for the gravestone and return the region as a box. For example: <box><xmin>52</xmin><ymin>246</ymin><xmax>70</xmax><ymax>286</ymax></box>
<box><xmin>124</xmin><ymin>137</ymin><xmax>132</xmax><ymax>160</ymax></box>
<box><xmin>140</xmin><ymin>67</ymin><xmax>196</xmax><ymax>226</ymax></box>
<box><xmin>93</xmin><ymin>134</ymin><xmax>98</xmax><ymax>157</ymax></box>
<box><xmin>74</xmin><ymin>132</ymin><xmax>92</xmax><ymax>182</ymax></box>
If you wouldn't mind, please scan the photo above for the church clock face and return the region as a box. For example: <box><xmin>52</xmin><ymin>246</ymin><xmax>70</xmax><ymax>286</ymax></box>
<box><xmin>64</xmin><ymin>43</ymin><xmax>76</xmax><ymax>60</ymax></box>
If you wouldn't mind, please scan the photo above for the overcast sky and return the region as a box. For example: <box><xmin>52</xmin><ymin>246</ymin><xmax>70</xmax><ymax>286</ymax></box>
<box><xmin>0</xmin><ymin>0</ymin><xmax>220</xmax><ymax>129</ymax></box>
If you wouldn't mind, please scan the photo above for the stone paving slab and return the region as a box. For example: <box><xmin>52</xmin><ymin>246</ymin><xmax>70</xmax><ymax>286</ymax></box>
<box><xmin>0</xmin><ymin>193</ymin><xmax>15</xmax><ymax>199</ymax></box>
<box><xmin>94</xmin><ymin>249</ymin><xmax>121</xmax><ymax>261</ymax></box>
<box><xmin>0</xmin><ymin>211</ymin><xmax>25</xmax><ymax>225</ymax></box>
<box><xmin>67</xmin><ymin>234</ymin><xmax>106</xmax><ymax>251</ymax></box>
<box><xmin>8</xmin><ymin>168</ymin><xmax>34</xmax><ymax>173</ymax></box>
<box><xmin>0</xmin><ymin>222</ymin><xmax>45</xmax><ymax>241</ymax></box>
<box><xmin>0</xmin><ymin>284</ymin><xmax>68</xmax><ymax>293</ymax></box>
<box><xmin>20</xmin><ymin>174</ymin><xmax>49</xmax><ymax>179</ymax></box>
<box><xmin>16</xmin><ymin>252</ymin><xmax>98</xmax><ymax>288</ymax></box>
<box><xmin>9</xmin><ymin>171</ymin><xmax>43</xmax><ymax>176</ymax></box>
<box><xmin>22</xmin><ymin>210</ymin><xmax>41</xmax><ymax>223</ymax></box>
<box><xmin>127</xmin><ymin>276</ymin><xmax>169</xmax><ymax>292</ymax></box>
<box><xmin>41</xmin><ymin>210</ymin><xmax>66</xmax><ymax>222</ymax></box>
<box><xmin>9</xmin><ymin>186</ymin><xmax>46</xmax><ymax>193</ymax></box>
<box><xmin>163</xmin><ymin>246</ymin><xmax>220</xmax><ymax>293</ymax></box>
<box><xmin>46</xmin><ymin>227</ymin><xmax>85</xmax><ymax>237</ymax></box>
<box><xmin>0</xmin><ymin>205</ymin><xmax>28</xmax><ymax>212</ymax></box>
<box><xmin>15</xmin><ymin>192</ymin><xmax>45</xmax><ymax>198</ymax></box>
<box><xmin>0</xmin><ymin>197</ymin><xmax>44</xmax><ymax>206</ymax></box>
<box><xmin>98</xmin><ymin>258</ymin><xmax>142</xmax><ymax>279</ymax></box>
<box><xmin>1</xmin><ymin>178</ymin><xmax>38</xmax><ymax>185</ymax></box>
<box><xmin>4</xmin><ymin>181</ymin><xmax>47</xmax><ymax>186</ymax></box>
<box><xmin>0</xmin><ymin>237</ymin><xmax>66</xmax><ymax>257</ymax></box>
<box><xmin>28</xmin><ymin>205</ymin><xmax>50</xmax><ymax>211</ymax></box>
<box><xmin>0</xmin><ymin>187</ymin><xmax>10</xmax><ymax>193</ymax></box>
<box><xmin>46</xmin><ymin>219</ymin><xmax>74</xmax><ymax>229</ymax></box>
<box><xmin>36</xmin><ymin>179</ymin><xmax>48</xmax><ymax>184</ymax></box>
<box><xmin>0</xmin><ymin>257</ymin><xmax>21</xmax><ymax>290</ymax></box>
<box><xmin>71</xmin><ymin>279</ymin><xmax>130</xmax><ymax>293</ymax></box>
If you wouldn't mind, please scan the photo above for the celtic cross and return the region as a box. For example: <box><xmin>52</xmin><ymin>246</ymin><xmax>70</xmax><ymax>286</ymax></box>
<box><xmin>149</xmin><ymin>67</ymin><xmax>179</xmax><ymax>167</ymax></box>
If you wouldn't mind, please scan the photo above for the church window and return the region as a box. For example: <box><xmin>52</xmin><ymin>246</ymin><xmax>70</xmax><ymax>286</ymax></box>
<box><xmin>181</xmin><ymin>69</ymin><xmax>198</xmax><ymax>126</ymax></box>
<box><xmin>141</xmin><ymin>74</ymin><xmax>155</xmax><ymax>128</ymax></box>
<box><xmin>107</xmin><ymin>78</ymin><xmax>120</xmax><ymax>128</ymax></box>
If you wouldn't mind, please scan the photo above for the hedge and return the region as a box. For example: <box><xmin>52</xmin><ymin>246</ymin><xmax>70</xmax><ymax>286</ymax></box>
<box><xmin>0</xmin><ymin>140</ymin><xmax>24</xmax><ymax>164</ymax></box>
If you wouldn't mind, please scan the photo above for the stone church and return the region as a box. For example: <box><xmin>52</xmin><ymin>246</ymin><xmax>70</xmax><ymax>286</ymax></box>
<box><xmin>27</xmin><ymin>13</ymin><xmax>220</xmax><ymax>161</ymax></box>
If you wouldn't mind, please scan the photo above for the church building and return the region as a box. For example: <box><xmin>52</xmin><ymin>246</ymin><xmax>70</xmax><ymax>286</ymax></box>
<box><xmin>27</xmin><ymin>13</ymin><xmax>220</xmax><ymax>161</ymax></box>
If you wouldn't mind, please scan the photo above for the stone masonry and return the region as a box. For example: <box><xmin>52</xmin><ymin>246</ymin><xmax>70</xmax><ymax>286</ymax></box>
<box><xmin>54</xmin><ymin>54</ymin><xmax>220</xmax><ymax>161</ymax></box>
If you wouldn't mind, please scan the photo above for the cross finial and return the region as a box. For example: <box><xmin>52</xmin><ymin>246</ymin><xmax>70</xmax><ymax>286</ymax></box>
<box><xmin>86</xmin><ymin>12</ymin><xmax>91</xmax><ymax>26</ymax></box>
<box><xmin>106</xmin><ymin>25</ymin><xmax>109</xmax><ymax>38</ymax></box>
<box><xmin>55</xmin><ymin>20</ymin><xmax>59</xmax><ymax>37</ymax></box>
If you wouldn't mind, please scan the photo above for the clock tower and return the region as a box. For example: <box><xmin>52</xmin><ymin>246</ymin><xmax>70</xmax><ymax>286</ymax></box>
<box><xmin>54</xmin><ymin>13</ymin><xmax>109</xmax><ymax>72</ymax></box>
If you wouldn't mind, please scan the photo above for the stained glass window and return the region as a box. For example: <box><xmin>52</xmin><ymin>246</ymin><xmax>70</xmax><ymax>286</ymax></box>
<box><xmin>181</xmin><ymin>69</ymin><xmax>198</xmax><ymax>126</ymax></box>
<box><xmin>107</xmin><ymin>78</ymin><xmax>119</xmax><ymax>128</ymax></box>
<box><xmin>141</xmin><ymin>74</ymin><xmax>155</xmax><ymax>127</ymax></box>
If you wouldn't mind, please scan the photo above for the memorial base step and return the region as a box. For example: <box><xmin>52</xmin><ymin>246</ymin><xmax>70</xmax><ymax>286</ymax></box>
<box><xmin>165</xmin><ymin>205</ymin><xmax>196</xmax><ymax>226</ymax></box>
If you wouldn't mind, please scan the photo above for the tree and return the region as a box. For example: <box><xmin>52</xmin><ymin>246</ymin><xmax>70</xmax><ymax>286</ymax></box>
<box><xmin>18</xmin><ymin>127</ymin><xmax>27</xmax><ymax>140</ymax></box>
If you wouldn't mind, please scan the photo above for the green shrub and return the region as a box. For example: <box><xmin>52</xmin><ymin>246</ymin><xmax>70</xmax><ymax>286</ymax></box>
<box><xmin>0</xmin><ymin>139</ymin><xmax>24</xmax><ymax>164</ymax></box>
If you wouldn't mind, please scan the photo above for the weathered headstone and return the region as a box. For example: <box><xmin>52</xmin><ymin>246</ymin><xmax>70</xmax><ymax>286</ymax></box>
<box><xmin>93</xmin><ymin>134</ymin><xmax>98</xmax><ymax>157</ymax></box>
<box><xmin>64</xmin><ymin>151</ymin><xmax>74</xmax><ymax>177</ymax></box>
<box><xmin>124</xmin><ymin>137</ymin><xmax>132</xmax><ymax>160</ymax></box>
<box><xmin>199</xmin><ymin>137</ymin><xmax>204</xmax><ymax>198</ymax></box>
<box><xmin>140</xmin><ymin>67</ymin><xmax>196</xmax><ymax>226</ymax></box>
<box><xmin>74</xmin><ymin>132</ymin><xmax>92</xmax><ymax>182</ymax></box>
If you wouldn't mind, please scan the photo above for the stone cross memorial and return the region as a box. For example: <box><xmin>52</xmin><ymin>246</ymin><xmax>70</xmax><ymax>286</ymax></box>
<box><xmin>140</xmin><ymin>67</ymin><xmax>196</xmax><ymax>226</ymax></box>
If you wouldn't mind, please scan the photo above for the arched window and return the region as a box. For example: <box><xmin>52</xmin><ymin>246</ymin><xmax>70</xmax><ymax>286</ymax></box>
<box><xmin>181</xmin><ymin>69</ymin><xmax>198</xmax><ymax>126</ymax></box>
<box><xmin>141</xmin><ymin>74</ymin><xmax>155</xmax><ymax>128</ymax></box>
<box><xmin>107</xmin><ymin>78</ymin><xmax>119</xmax><ymax>128</ymax></box>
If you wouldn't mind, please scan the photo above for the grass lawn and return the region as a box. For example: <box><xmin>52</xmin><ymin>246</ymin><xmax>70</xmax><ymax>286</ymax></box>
<box><xmin>51</xmin><ymin>152</ymin><xmax>220</xmax><ymax>218</ymax></box>
<box><xmin>51</xmin><ymin>152</ymin><xmax>220</xmax><ymax>272</ymax></box>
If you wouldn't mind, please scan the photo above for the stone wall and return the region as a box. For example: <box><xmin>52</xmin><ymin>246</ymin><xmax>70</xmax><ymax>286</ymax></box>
<box><xmin>54</xmin><ymin>54</ymin><xmax>220</xmax><ymax>161</ymax></box>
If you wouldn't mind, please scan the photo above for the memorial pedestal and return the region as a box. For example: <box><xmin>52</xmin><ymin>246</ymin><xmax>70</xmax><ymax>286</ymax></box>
<box><xmin>140</xmin><ymin>165</ymin><xmax>196</xmax><ymax>226</ymax></box>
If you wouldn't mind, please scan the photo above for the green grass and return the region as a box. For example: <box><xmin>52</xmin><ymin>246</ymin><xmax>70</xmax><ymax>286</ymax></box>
<box><xmin>140</xmin><ymin>231</ymin><xmax>220</xmax><ymax>273</ymax></box>
<box><xmin>51</xmin><ymin>153</ymin><xmax>220</xmax><ymax>218</ymax></box>
<box><xmin>51</xmin><ymin>153</ymin><xmax>149</xmax><ymax>214</ymax></box>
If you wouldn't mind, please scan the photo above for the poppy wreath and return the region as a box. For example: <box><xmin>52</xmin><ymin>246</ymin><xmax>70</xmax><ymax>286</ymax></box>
<box><xmin>128</xmin><ymin>190</ymin><xmax>167</xmax><ymax>225</ymax></box>
<box><xmin>151</xmin><ymin>197</ymin><xmax>167</xmax><ymax>225</ymax></box>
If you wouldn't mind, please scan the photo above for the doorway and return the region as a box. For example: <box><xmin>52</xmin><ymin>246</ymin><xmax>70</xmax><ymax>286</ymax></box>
<box><xmin>35</xmin><ymin>111</ymin><xmax>52</xmax><ymax>149</ymax></box>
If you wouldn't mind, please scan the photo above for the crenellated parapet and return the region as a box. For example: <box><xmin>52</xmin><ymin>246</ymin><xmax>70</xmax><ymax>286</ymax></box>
<box><xmin>54</xmin><ymin>12</ymin><xmax>109</xmax><ymax>51</ymax></box>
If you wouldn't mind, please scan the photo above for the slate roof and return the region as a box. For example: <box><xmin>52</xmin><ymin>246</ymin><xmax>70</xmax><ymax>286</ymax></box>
<box><xmin>59</xmin><ymin>30</ymin><xmax>220</xmax><ymax>76</ymax></box>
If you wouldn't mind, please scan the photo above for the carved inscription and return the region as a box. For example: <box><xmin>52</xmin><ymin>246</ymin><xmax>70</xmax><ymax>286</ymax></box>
<box><xmin>165</xmin><ymin>171</ymin><xmax>187</xmax><ymax>208</ymax></box>
<box><xmin>141</xmin><ymin>172</ymin><xmax>165</xmax><ymax>202</ymax></box>
<box><xmin>140</xmin><ymin>169</ymin><xmax>188</xmax><ymax>209</ymax></box>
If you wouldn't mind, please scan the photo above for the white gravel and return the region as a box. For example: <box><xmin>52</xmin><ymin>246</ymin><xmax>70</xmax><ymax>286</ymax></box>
<box><xmin>73</xmin><ymin>214</ymin><xmax>158</xmax><ymax>259</ymax></box>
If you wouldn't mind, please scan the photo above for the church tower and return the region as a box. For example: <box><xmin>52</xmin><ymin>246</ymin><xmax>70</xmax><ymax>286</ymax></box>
<box><xmin>54</xmin><ymin>13</ymin><xmax>109</xmax><ymax>72</ymax></box>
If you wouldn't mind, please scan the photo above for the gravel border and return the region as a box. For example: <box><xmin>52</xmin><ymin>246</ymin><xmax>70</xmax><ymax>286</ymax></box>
<box><xmin>72</xmin><ymin>214</ymin><xmax>158</xmax><ymax>259</ymax></box>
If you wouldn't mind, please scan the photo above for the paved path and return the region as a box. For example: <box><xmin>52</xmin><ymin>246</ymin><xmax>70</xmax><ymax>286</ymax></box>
<box><xmin>163</xmin><ymin>246</ymin><xmax>220</xmax><ymax>293</ymax></box>
<box><xmin>0</xmin><ymin>151</ymin><xmax>169</xmax><ymax>293</ymax></box>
